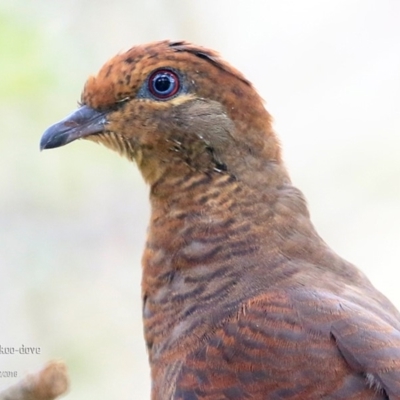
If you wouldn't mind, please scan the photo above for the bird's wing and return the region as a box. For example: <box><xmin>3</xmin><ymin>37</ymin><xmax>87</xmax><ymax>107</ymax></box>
<box><xmin>295</xmin><ymin>288</ymin><xmax>400</xmax><ymax>399</ymax></box>
<box><xmin>171</xmin><ymin>288</ymin><xmax>400</xmax><ymax>400</ymax></box>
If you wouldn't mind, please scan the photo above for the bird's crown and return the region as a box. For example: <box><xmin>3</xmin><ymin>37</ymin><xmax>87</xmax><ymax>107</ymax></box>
<box><xmin>82</xmin><ymin>40</ymin><xmax>251</xmax><ymax>109</ymax></box>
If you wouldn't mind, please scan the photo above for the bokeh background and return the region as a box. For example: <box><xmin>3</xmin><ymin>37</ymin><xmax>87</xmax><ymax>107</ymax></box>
<box><xmin>1</xmin><ymin>1</ymin><xmax>399</xmax><ymax>398</ymax></box>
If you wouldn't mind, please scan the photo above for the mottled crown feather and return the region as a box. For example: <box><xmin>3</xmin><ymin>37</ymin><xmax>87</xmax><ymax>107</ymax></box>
<box><xmin>81</xmin><ymin>40</ymin><xmax>253</xmax><ymax>110</ymax></box>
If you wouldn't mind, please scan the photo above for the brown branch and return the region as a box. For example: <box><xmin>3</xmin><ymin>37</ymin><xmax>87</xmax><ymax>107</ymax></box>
<box><xmin>0</xmin><ymin>361</ymin><xmax>69</xmax><ymax>400</ymax></box>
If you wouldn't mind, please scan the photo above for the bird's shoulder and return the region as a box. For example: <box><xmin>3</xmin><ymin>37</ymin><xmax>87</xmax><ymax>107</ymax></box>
<box><xmin>164</xmin><ymin>286</ymin><xmax>400</xmax><ymax>399</ymax></box>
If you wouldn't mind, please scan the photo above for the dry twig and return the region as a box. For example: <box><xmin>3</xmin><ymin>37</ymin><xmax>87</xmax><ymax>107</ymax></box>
<box><xmin>0</xmin><ymin>361</ymin><xmax>69</xmax><ymax>400</ymax></box>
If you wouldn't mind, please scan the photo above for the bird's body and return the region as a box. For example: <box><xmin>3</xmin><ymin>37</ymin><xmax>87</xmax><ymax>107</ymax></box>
<box><xmin>41</xmin><ymin>41</ymin><xmax>400</xmax><ymax>399</ymax></box>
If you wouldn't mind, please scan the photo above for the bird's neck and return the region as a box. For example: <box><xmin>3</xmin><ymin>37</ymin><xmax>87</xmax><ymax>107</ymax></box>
<box><xmin>141</xmin><ymin>166</ymin><xmax>317</xmax><ymax>359</ymax></box>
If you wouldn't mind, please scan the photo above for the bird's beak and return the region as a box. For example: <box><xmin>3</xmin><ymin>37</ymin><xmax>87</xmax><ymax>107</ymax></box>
<box><xmin>40</xmin><ymin>105</ymin><xmax>107</xmax><ymax>150</ymax></box>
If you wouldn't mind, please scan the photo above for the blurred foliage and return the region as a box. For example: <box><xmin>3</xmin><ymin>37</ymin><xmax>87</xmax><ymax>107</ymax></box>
<box><xmin>0</xmin><ymin>13</ymin><xmax>54</xmax><ymax>99</ymax></box>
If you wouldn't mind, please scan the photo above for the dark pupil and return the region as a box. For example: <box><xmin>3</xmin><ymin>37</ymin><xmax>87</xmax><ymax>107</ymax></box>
<box><xmin>154</xmin><ymin>74</ymin><xmax>172</xmax><ymax>93</ymax></box>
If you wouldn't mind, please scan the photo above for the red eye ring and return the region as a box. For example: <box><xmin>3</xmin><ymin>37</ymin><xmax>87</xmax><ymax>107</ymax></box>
<box><xmin>148</xmin><ymin>69</ymin><xmax>180</xmax><ymax>99</ymax></box>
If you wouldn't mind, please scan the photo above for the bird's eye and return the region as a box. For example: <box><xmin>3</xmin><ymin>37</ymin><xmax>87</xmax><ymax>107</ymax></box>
<box><xmin>148</xmin><ymin>69</ymin><xmax>180</xmax><ymax>99</ymax></box>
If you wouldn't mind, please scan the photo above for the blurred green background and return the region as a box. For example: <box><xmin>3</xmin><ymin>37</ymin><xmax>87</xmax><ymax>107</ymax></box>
<box><xmin>1</xmin><ymin>1</ymin><xmax>399</xmax><ymax>398</ymax></box>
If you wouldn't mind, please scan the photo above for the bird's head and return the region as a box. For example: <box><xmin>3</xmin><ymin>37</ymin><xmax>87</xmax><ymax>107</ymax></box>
<box><xmin>41</xmin><ymin>41</ymin><xmax>285</xmax><ymax>186</ymax></box>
